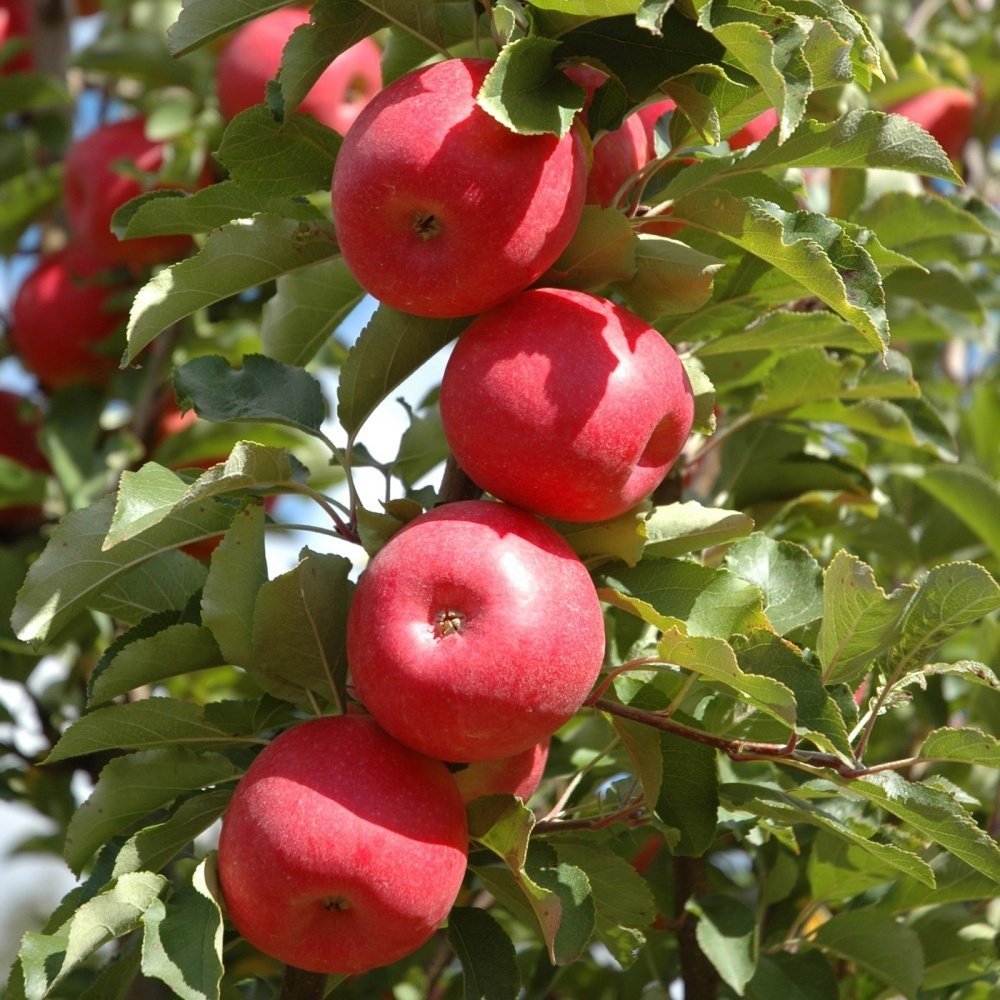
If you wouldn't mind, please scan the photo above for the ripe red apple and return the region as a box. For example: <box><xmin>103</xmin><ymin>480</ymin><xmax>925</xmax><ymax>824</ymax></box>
<box><xmin>889</xmin><ymin>86</ymin><xmax>975</xmax><ymax>161</ymax></box>
<box><xmin>63</xmin><ymin>118</ymin><xmax>208</xmax><ymax>268</ymax></box>
<box><xmin>0</xmin><ymin>390</ymin><xmax>48</xmax><ymax>529</ymax></box>
<box><xmin>586</xmin><ymin>99</ymin><xmax>676</xmax><ymax>208</ymax></box>
<box><xmin>215</xmin><ymin>7</ymin><xmax>382</xmax><ymax>135</ymax></box>
<box><xmin>453</xmin><ymin>739</ymin><xmax>550</xmax><ymax>804</ymax></box>
<box><xmin>729</xmin><ymin>108</ymin><xmax>778</xmax><ymax>150</ymax></box>
<box><xmin>439</xmin><ymin>288</ymin><xmax>696</xmax><ymax>522</ymax></box>
<box><xmin>0</xmin><ymin>0</ymin><xmax>33</xmax><ymax>74</ymax></box>
<box><xmin>332</xmin><ymin>57</ymin><xmax>587</xmax><ymax>318</ymax></box>
<box><xmin>217</xmin><ymin>715</ymin><xmax>469</xmax><ymax>974</ymax></box>
<box><xmin>10</xmin><ymin>248</ymin><xmax>130</xmax><ymax>391</ymax></box>
<box><xmin>347</xmin><ymin>500</ymin><xmax>606</xmax><ymax>762</ymax></box>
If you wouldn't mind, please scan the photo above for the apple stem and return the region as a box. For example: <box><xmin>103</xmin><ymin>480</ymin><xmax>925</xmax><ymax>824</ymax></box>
<box><xmin>437</xmin><ymin>454</ymin><xmax>482</xmax><ymax>505</ymax></box>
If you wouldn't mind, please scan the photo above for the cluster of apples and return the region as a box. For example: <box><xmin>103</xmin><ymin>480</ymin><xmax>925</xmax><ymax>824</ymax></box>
<box><xmin>215</xmin><ymin>54</ymin><xmax>699</xmax><ymax>975</ymax></box>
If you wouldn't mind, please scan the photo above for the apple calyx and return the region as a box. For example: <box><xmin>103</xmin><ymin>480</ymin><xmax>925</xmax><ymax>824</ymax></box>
<box><xmin>413</xmin><ymin>212</ymin><xmax>441</xmax><ymax>240</ymax></box>
<box><xmin>434</xmin><ymin>608</ymin><xmax>466</xmax><ymax>637</ymax></box>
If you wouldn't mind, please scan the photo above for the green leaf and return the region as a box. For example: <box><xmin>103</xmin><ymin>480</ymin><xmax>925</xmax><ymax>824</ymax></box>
<box><xmin>689</xmin><ymin>893</ymin><xmax>757</xmax><ymax>994</ymax></box>
<box><xmin>551</xmin><ymin>839</ymin><xmax>656</xmax><ymax>967</ymax></box>
<box><xmin>447</xmin><ymin>907</ymin><xmax>521</xmax><ymax>1000</ymax></box>
<box><xmin>857</xmin><ymin>190</ymin><xmax>995</xmax><ymax>250</ymax></box>
<box><xmin>141</xmin><ymin>857</ymin><xmax>223</xmax><ymax>1000</ymax></box>
<box><xmin>889</xmin><ymin>562</ymin><xmax>1000</xmax><ymax>678</ymax></box>
<box><xmin>46</xmin><ymin>698</ymin><xmax>261</xmax><ymax>764</ymax></box>
<box><xmin>181</xmin><ymin>444</ymin><xmax>307</xmax><ymax>504</ymax></box>
<box><xmin>248</xmin><ymin>550</ymin><xmax>353</xmax><ymax>711</ymax></box>
<box><xmin>125</xmin><ymin>215</ymin><xmax>339</xmax><ymax>362</ymax></box>
<box><xmin>19</xmin><ymin>872</ymin><xmax>167</xmax><ymax>1000</ymax></box>
<box><xmin>90</xmin><ymin>624</ymin><xmax>225</xmax><ymax>706</ymax></box>
<box><xmin>65</xmin><ymin>749</ymin><xmax>240</xmax><ymax>874</ymax></box>
<box><xmin>914</xmin><ymin>465</ymin><xmax>1000</xmax><ymax>564</ymax></box>
<box><xmin>837</xmin><ymin>771</ymin><xmax>1000</xmax><ymax>883</ymax></box>
<box><xmin>919</xmin><ymin>727</ymin><xmax>1000</xmax><ymax>769</ymax></box>
<box><xmin>724</xmin><ymin>533</ymin><xmax>823</xmax><ymax>636</ymax></box>
<box><xmin>883</xmin><ymin>852</ymin><xmax>1000</xmax><ymax>913</ymax></box>
<box><xmin>722</xmin><ymin>782</ymin><xmax>935</xmax><ymax>888</ymax></box>
<box><xmin>168</xmin><ymin>0</ymin><xmax>292</xmax><ymax>54</ymax></box>
<box><xmin>642</xmin><ymin>502</ymin><xmax>756</xmax><ymax>559</ymax></box>
<box><xmin>216</xmin><ymin>105</ymin><xmax>341</xmax><ymax>196</ymax></box>
<box><xmin>0</xmin><ymin>456</ymin><xmax>47</xmax><ymax>508</ymax></box>
<box><xmin>11</xmin><ymin>496</ymin><xmax>209</xmax><ymax>645</ymax></box>
<box><xmin>543</xmin><ymin>205</ymin><xmax>637</xmax><ymax>292</ymax></box>
<box><xmin>468</xmin><ymin>796</ymin><xmax>536</xmax><ymax>873</ymax></box>
<box><xmin>0</xmin><ymin>73</ymin><xmax>71</xmax><ymax>116</ymax></box>
<box><xmin>531</xmin><ymin>0</ymin><xmax>640</xmax><ymax>12</ymax></box>
<box><xmin>614</xmin><ymin>234</ymin><xmax>725</xmax><ymax>321</ymax></box>
<box><xmin>748</xmin><ymin>951</ymin><xmax>838</xmax><ymax>1000</ymax></box>
<box><xmin>668</xmin><ymin>192</ymin><xmax>889</xmax><ymax>352</ymax></box>
<box><xmin>696</xmin><ymin>309</ymin><xmax>874</xmax><ymax>356</ymax></box>
<box><xmin>173</xmin><ymin>355</ymin><xmax>327</xmax><ymax>435</ymax></box>
<box><xmin>654</xmin><ymin>730</ymin><xmax>718</xmax><ymax>857</ymax></box>
<box><xmin>807</xmin><ymin>831</ymin><xmax>908</xmax><ymax>902</ymax></box>
<box><xmin>479</xmin><ymin>36</ymin><xmax>585</xmax><ymax>137</ymax></box>
<box><xmin>0</xmin><ymin>163</ymin><xmax>64</xmax><ymax>255</ymax></box>
<box><xmin>112</xmin><ymin>789</ymin><xmax>233</xmax><ymax>878</ymax></box>
<box><xmin>201</xmin><ymin>504</ymin><xmax>268</xmax><ymax>668</ymax></box>
<box><xmin>337</xmin><ymin>305</ymin><xmax>465</xmax><ymax>439</ymax></box>
<box><xmin>612</xmin><ymin>716</ymin><xmax>663</xmax><ymax>805</ymax></box>
<box><xmin>601</xmin><ymin>559</ymin><xmax>768</xmax><ymax>639</ymax></box>
<box><xmin>734</xmin><ymin>631</ymin><xmax>853</xmax><ymax>759</ymax></box>
<box><xmin>261</xmin><ymin>258</ymin><xmax>363</xmax><ymax>366</ymax></box>
<box><xmin>810</xmin><ymin>909</ymin><xmax>923</xmax><ymax>1000</ymax></box>
<box><xmin>524</xmin><ymin>842</ymin><xmax>595</xmax><ymax>965</ymax></box>
<box><xmin>817</xmin><ymin>551</ymin><xmax>909</xmax><ymax>687</ymax></box>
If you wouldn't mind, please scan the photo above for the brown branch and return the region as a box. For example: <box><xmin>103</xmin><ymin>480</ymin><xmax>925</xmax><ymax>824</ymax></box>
<box><xmin>673</xmin><ymin>856</ymin><xmax>718</xmax><ymax>1000</ymax></box>
<box><xmin>436</xmin><ymin>454</ymin><xmax>482</xmax><ymax>505</ymax></box>
<box><xmin>278</xmin><ymin>967</ymin><xmax>326</xmax><ymax>1000</ymax></box>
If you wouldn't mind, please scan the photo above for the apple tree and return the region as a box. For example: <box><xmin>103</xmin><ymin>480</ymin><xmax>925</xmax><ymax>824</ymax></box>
<box><xmin>1</xmin><ymin>0</ymin><xmax>999</xmax><ymax>997</ymax></box>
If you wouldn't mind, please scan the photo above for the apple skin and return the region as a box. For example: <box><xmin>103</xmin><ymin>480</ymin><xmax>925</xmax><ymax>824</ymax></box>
<box><xmin>0</xmin><ymin>390</ymin><xmax>48</xmax><ymax>529</ymax></box>
<box><xmin>10</xmin><ymin>248</ymin><xmax>130</xmax><ymax>391</ymax></box>
<box><xmin>332</xmin><ymin>57</ymin><xmax>587</xmax><ymax>318</ymax></box>
<box><xmin>586</xmin><ymin>99</ymin><xmax>676</xmax><ymax>207</ymax></box>
<box><xmin>215</xmin><ymin>7</ymin><xmax>382</xmax><ymax>135</ymax></box>
<box><xmin>889</xmin><ymin>87</ymin><xmax>974</xmax><ymax>161</ymax></box>
<box><xmin>439</xmin><ymin>288</ymin><xmax>696</xmax><ymax>522</ymax></box>
<box><xmin>0</xmin><ymin>1</ymin><xmax>33</xmax><ymax>74</ymax></box>
<box><xmin>217</xmin><ymin>715</ymin><xmax>469</xmax><ymax>975</ymax></box>
<box><xmin>453</xmin><ymin>739</ymin><xmax>550</xmax><ymax>804</ymax></box>
<box><xmin>63</xmin><ymin>118</ymin><xmax>207</xmax><ymax>268</ymax></box>
<box><xmin>347</xmin><ymin>500</ymin><xmax>606</xmax><ymax>762</ymax></box>
<box><xmin>729</xmin><ymin>108</ymin><xmax>778</xmax><ymax>150</ymax></box>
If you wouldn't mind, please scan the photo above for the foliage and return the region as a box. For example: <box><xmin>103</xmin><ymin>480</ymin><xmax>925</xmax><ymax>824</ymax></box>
<box><xmin>1</xmin><ymin>0</ymin><xmax>998</xmax><ymax>998</ymax></box>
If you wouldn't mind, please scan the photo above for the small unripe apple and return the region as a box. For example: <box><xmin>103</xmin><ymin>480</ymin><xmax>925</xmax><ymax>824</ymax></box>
<box><xmin>586</xmin><ymin>99</ymin><xmax>676</xmax><ymax>207</ymax></box>
<box><xmin>347</xmin><ymin>500</ymin><xmax>606</xmax><ymax>762</ymax></box>
<box><xmin>217</xmin><ymin>715</ymin><xmax>469</xmax><ymax>975</ymax></box>
<box><xmin>64</xmin><ymin>118</ymin><xmax>207</xmax><ymax>268</ymax></box>
<box><xmin>439</xmin><ymin>288</ymin><xmax>696</xmax><ymax>522</ymax></box>
<box><xmin>0</xmin><ymin>390</ymin><xmax>48</xmax><ymax>529</ymax></box>
<box><xmin>0</xmin><ymin>0</ymin><xmax>33</xmax><ymax>74</ymax></box>
<box><xmin>10</xmin><ymin>248</ymin><xmax>130</xmax><ymax>390</ymax></box>
<box><xmin>729</xmin><ymin>108</ymin><xmax>778</xmax><ymax>150</ymax></box>
<box><xmin>453</xmin><ymin>739</ymin><xmax>550</xmax><ymax>804</ymax></box>
<box><xmin>215</xmin><ymin>7</ymin><xmax>382</xmax><ymax>135</ymax></box>
<box><xmin>889</xmin><ymin>86</ymin><xmax>974</xmax><ymax>160</ymax></box>
<box><xmin>332</xmin><ymin>57</ymin><xmax>587</xmax><ymax>318</ymax></box>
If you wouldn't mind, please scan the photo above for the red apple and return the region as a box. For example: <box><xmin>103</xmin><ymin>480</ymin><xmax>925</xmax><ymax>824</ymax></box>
<box><xmin>347</xmin><ymin>500</ymin><xmax>606</xmax><ymax>762</ymax></box>
<box><xmin>586</xmin><ymin>99</ymin><xmax>676</xmax><ymax>208</ymax></box>
<box><xmin>63</xmin><ymin>118</ymin><xmax>208</xmax><ymax>268</ymax></box>
<box><xmin>439</xmin><ymin>288</ymin><xmax>696</xmax><ymax>522</ymax></box>
<box><xmin>217</xmin><ymin>715</ymin><xmax>469</xmax><ymax>974</ymax></box>
<box><xmin>332</xmin><ymin>57</ymin><xmax>587</xmax><ymax>318</ymax></box>
<box><xmin>729</xmin><ymin>108</ymin><xmax>778</xmax><ymax>150</ymax></box>
<box><xmin>453</xmin><ymin>739</ymin><xmax>550</xmax><ymax>804</ymax></box>
<box><xmin>215</xmin><ymin>7</ymin><xmax>382</xmax><ymax>135</ymax></box>
<box><xmin>10</xmin><ymin>247</ymin><xmax>130</xmax><ymax>390</ymax></box>
<box><xmin>0</xmin><ymin>390</ymin><xmax>48</xmax><ymax>529</ymax></box>
<box><xmin>0</xmin><ymin>0</ymin><xmax>33</xmax><ymax>74</ymax></box>
<box><xmin>889</xmin><ymin>86</ymin><xmax>974</xmax><ymax>161</ymax></box>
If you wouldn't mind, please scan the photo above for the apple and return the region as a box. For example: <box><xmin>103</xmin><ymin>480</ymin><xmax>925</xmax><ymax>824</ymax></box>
<box><xmin>347</xmin><ymin>500</ymin><xmax>606</xmax><ymax>762</ymax></box>
<box><xmin>332</xmin><ymin>57</ymin><xmax>587</xmax><ymax>318</ymax></box>
<box><xmin>217</xmin><ymin>715</ymin><xmax>468</xmax><ymax>974</ymax></box>
<box><xmin>0</xmin><ymin>390</ymin><xmax>48</xmax><ymax>529</ymax></box>
<box><xmin>215</xmin><ymin>7</ymin><xmax>382</xmax><ymax>135</ymax></box>
<box><xmin>439</xmin><ymin>288</ymin><xmax>696</xmax><ymax>522</ymax></box>
<box><xmin>729</xmin><ymin>108</ymin><xmax>778</xmax><ymax>150</ymax></box>
<box><xmin>889</xmin><ymin>86</ymin><xmax>975</xmax><ymax>161</ymax></box>
<box><xmin>586</xmin><ymin>99</ymin><xmax>676</xmax><ymax>208</ymax></box>
<box><xmin>63</xmin><ymin>118</ymin><xmax>208</xmax><ymax>268</ymax></box>
<box><xmin>10</xmin><ymin>247</ymin><xmax>130</xmax><ymax>391</ymax></box>
<box><xmin>0</xmin><ymin>0</ymin><xmax>33</xmax><ymax>74</ymax></box>
<box><xmin>453</xmin><ymin>739</ymin><xmax>550</xmax><ymax>804</ymax></box>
